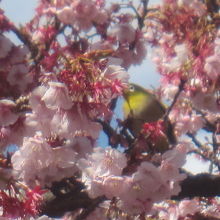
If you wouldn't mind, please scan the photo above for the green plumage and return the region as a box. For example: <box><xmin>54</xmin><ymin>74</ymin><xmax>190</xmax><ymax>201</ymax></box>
<box><xmin>123</xmin><ymin>84</ymin><xmax>165</xmax><ymax>137</ymax></box>
<box><xmin>122</xmin><ymin>84</ymin><xmax>176</xmax><ymax>152</ymax></box>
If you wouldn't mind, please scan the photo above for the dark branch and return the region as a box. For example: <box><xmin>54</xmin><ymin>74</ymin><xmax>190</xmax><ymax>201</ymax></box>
<box><xmin>172</xmin><ymin>173</ymin><xmax>220</xmax><ymax>200</ymax></box>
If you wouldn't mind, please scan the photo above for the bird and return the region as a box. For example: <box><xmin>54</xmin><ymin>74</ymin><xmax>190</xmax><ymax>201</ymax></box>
<box><xmin>122</xmin><ymin>83</ymin><xmax>176</xmax><ymax>151</ymax></box>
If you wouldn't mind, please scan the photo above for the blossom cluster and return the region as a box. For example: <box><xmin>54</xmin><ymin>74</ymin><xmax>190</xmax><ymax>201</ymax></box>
<box><xmin>78</xmin><ymin>144</ymin><xmax>187</xmax><ymax>216</ymax></box>
<box><xmin>145</xmin><ymin>0</ymin><xmax>220</xmax><ymax>137</ymax></box>
<box><xmin>0</xmin><ymin>0</ymin><xmax>219</xmax><ymax>219</ymax></box>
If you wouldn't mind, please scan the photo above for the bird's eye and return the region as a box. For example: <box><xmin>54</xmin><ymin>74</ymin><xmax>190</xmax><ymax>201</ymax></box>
<box><xmin>129</xmin><ymin>85</ymin><xmax>135</xmax><ymax>92</ymax></box>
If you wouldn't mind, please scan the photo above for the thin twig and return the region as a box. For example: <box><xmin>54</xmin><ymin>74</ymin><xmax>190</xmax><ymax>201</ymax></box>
<box><xmin>187</xmin><ymin>132</ymin><xmax>203</xmax><ymax>149</ymax></box>
<box><xmin>164</xmin><ymin>79</ymin><xmax>185</xmax><ymax>121</ymax></box>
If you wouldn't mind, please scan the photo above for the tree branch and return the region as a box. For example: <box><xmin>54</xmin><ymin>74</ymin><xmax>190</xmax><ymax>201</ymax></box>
<box><xmin>172</xmin><ymin>173</ymin><xmax>220</xmax><ymax>200</ymax></box>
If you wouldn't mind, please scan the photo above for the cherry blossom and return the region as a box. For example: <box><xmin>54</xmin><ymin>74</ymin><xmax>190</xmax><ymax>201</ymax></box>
<box><xmin>0</xmin><ymin>0</ymin><xmax>220</xmax><ymax>218</ymax></box>
<box><xmin>11</xmin><ymin>133</ymin><xmax>78</xmax><ymax>187</ymax></box>
<box><xmin>0</xmin><ymin>100</ymin><xmax>18</xmax><ymax>127</ymax></box>
<box><xmin>0</xmin><ymin>35</ymin><xmax>12</xmax><ymax>59</ymax></box>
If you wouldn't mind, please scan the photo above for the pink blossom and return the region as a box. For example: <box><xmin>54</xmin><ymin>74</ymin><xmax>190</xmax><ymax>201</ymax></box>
<box><xmin>50</xmin><ymin>107</ymin><xmax>102</xmax><ymax>139</ymax></box>
<box><xmin>177</xmin><ymin>0</ymin><xmax>206</xmax><ymax>16</ymax></box>
<box><xmin>202</xmin><ymin>199</ymin><xmax>220</xmax><ymax>218</ymax></box>
<box><xmin>175</xmin><ymin>114</ymin><xmax>204</xmax><ymax>136</ymax></box>
<box><xmin>71</xmin><ymin>136</ymin><xmax>93</xmax><ymax>158</ymax></box>
<box><xmin>11</xmin><ymin>133</ymin><xmax>78</xmax><ymax>187</ymax></box>
<box><xmin>158</xmin><ymin>199</ymin><xmax>200</xmax><ymax>219</ymax></box>
<box><xmin>133</xmin><ymin>38</ymin><xmax>147</xmax><ymax>65</ymax></box>
<box><xmin>58</xmin><ymin>55</ymin><xmax>129</xmax><ymax>120</ymax></box>
<box><xmin>78</xmin><ymin>147</ymin><xmax>127</xmax><ymax>198</ymax></box>
<box><xmin>162</xmin><ymin>84</ymin><xmax>179</xmax><ymax>100</ymax></box>
<box><xmin>23</xmin><ymin>186</ymin><xmax>45</xmax><ymax>217</ymax></box>
<box><xmin>29</xmin><ymin>86</ymin><xmax>55</xmax><ymax>117</ymax></box>
<box><xmin>160</xmin><ymin>145</ymin><xmax>188</xmax><ymax>195</ymax></box>
<box><xmin>0</xmin><ymin>121</ymin><xmax>23</xmax><ymax>149</ymax></box>
<box><xmin>102</xmin><ymin>175</ymin><xmax>127</xmax><ymax>199</ymax></box>
<box><xmin>7</xmin><ymin>64</ymin><xmax>33</xmax><ymax>92</ymax></box>
<box><xmin>141</xmin><ymin>120</ymin><xmax>166</xmax><ymax>142</ymax></box>
<box><xmin>57</xmin><ymin>0</ymin><xmax>108</xmax><ymax>31</ymax></box>
<box><xmin>9</xmin><ymin>45</ymin><xmax>29</xmax><ymax>64</ymax></box>
<box><xmin>79</xmin><ymin>147</ymin><xmax>127</xmax><ymax>177</ymax></box>
<box><xmin>115</xmin><ymin>35</ymin><xmax>147</xmax><ymax>68</ymax></box>
<box><xmin>178</xmin><ymin>199</ymin><xmax>200</xmax><ymax>216</ymax></box>
<box><xmin>102</xmin><ymin>64</ymin><xmax>129</xmax><ymax>96</ymax></box>
<box><xmin>115</xmin><ymin>48</ymin><xmax>134</xmax><ymax>68</ymax></box>
<box><xmin>73</xmin><ymin>0</ymin><xmax>108</xmax><ymax>27</ymax></box>
<box><xmin>111</xmin><ymin>23</ymin><xmax>136</xmax><ymax>44</ymax></box>
<box><xmin>0</xmin><ymin>35</ymin><xmax>12</xmax><ymax>59</ymax></box>
<box><xmin>0</xmin><ymin>99</ymin><xmax>18</xmax><ymax>126</ymax></box>
<box><xmin>119</xmin><ymin>162</ymin><xmax>170</xmax><ymax>215</ymax></box>
<box><xmin>0</xmin><ymin>190</ymin><xmax>25</xmax><ymax>218</ymax></box>
<box><xmin>160</xmin><ymin>43</ymin><xmax>189</xmax><ymax>72</ymax></box>
<box><xmin>56</xmin><ymin>6</ymin><xmax>74</xmax><ymax>24</ymax></box>
<box><xmin>204</xmin><ymin>54</ymin><xmax>220</xmax><ymax>81</ymax></box>
<box><xmin>28</xmin><ymin>84</ymin><xmax>102</xmax><ymax>141</ymax></box>
<box><xmin>0</xmin><ymin>186</ymin><xmax>45</xmax><ymax>218</ymax></box>
<box><xmin>41</xmin><ymin>82</ymin><xmax>73</xmax><ymax>110</ymax></box>
<box><xmin>158</xmin><ymin>206</ymin><xmax>179</xmax><ymax>220</ymax></box>
<box><xmin>162</xmin><ymin>143</ymin><xmax>188</xmax><ymax>169</ymax></box>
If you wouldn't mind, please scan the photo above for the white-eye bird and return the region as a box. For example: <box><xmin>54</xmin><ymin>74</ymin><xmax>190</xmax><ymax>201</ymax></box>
<box><xmin>123</xmin><ymin>83</ymin><xmax>176</xmax><ymax>151</ymax></box>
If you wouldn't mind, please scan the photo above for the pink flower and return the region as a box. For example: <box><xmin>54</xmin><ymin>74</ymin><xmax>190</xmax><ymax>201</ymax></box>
<box><xmin>102</xmin><ymin>175</ymin><xmax>127</xmax><ymax>199</ymax></box>
<box><xmin>78</xmin><ymin>147</ymin><xmax>127</xmax><ymax>198</ymax></box>
<box><xmin>202</xmin><ymin>199</ymin><xmax>220</xmax><ymax>218</ymax></box>
<box><xmin>158</xmin><ymin>199</ymin><xmax>200</xmax><ymax>219</ymax></box>
<box><xmin>42</xmin><ymin>82</ymin><xmax>73</xmax><ymax>110</ymax></box>
<box><xmin>178</xmin><ymin>0</ymin><xmax>206</xmax><ymax>16</ymax></box>
<box><xmin>160</xmin><ymin>145</ymin><xmax>187</xmax><ymax>195</ymax></box>
<box><xmin>111</xmin><ymin>23</ymin><xmax>136</xmax><ymax>44</ymax></box>
<box><xmin>71</xmin><ymin>0</ymin><xmax>107</xmax><ymax>30</ymax></box>
<box><xmin>160</xmin><ymin>43</ymin><xmax>189</xmax><ymax>72</ymax></box>
<box><xmin>0</xmin><ymin>186</ymin><xmax>45</xmax><ymax>218</ymax></box>
<box><xmin>23</xmin><ymin>186</ymin><xmax>46</xmax><ymax>217</ymax></box>
<box><xmin>56</xmin><ymin>6</ymin><xmax>74</xmax><ymax>24</ymax></box>
<box><xmin>0</xmin><ymin>190</ymin><xmax>25</xmax><ymax>218</ymax></box>
<box><xmin>119</xmin><ymin>162</ymin><xmax>170</xmax><ymax>215</ymax></box>
<box><xmin>162</xmin><ymin>84</ymin><xmax>179</xmax><ymax>100</ymax></box>
<box><xmin>50</xmin><ymin>107</ymin><xmax>102</xmax><ymax>140</ymax></box>
<box><xmin>175</xmin><ymin>113</ymin><xmax>203</xmax><ymax>136</ymax></box>
<box><xmin>7</xmin><ymin>64</ymin><xmax>33</xmax><ymax>92</ymax></box>
<box><xmin>162</xmin><ymin>143</ymin><xmax>188</xmax><ymax>168</ymax></box>
<box><xmin>9</xmin><ymin>45</ymin><xmax>29</xmax><ymax>64</ymax></box>
<box><xmin>204</xmin><ymin>54</ymin><xmax>220</xmax><ymax>81</ymax></box>
<box><xmin>115</xmin><ymin>34</ymin><xmax>147</xmax><ymax>68</ymax></box>
<box><xmin>69</xmin><ymin>137</ymin><xmax>93</xmax><ymax>159</ymax></box>
<box><xmin>102</xmin><ymin>64</ymin><xmax>129</xmax><ymax>96</ymax></box>
<box><xmin>11</xmin><ymin>133</ymin><xmax>77</xmax><ymax>187</ymax></box>
<box><xmin>158</xmin><ymin>206</ymin><xmax>179</xmax><ymax>220</ymax></box>
<box><xmin>57</xmin><ymin>0</ymin><xmax>108</xmax><ymax>31</ymax></box>
<box><xmin>178</xmin><ymin>199</ymin><xmax>200</xmax><ymax>216</ymax></box>
<box><xmin>0</xmin><ymin>99</ymin><xmax>18</xmax><ymax>126</ymax></box>
<box><xmin>141</xmin><ymin>120</ymin><xmax>166</xmax><ymax>142</ymax></box>
<box><xmin>0</xmin><ymin>35</ymin><xmax>12</xmax><ymax>59</ymax></box>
